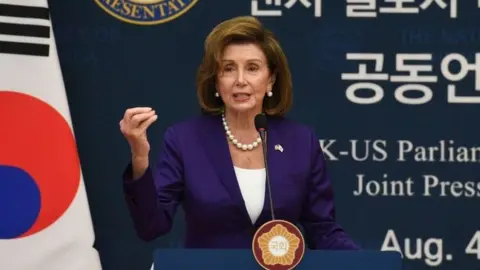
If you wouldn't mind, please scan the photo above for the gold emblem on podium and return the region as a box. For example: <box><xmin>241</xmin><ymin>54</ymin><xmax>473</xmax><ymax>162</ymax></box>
<box><xmin>252</xmin><ymin>220</ymin><xmax>305</xmax><ymax>270</ymax></box>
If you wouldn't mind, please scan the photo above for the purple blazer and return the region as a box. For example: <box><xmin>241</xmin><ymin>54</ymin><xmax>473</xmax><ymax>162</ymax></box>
<box><xmin>123</xmin><ymin>114</ymin><xmax>359</xmax><ymax>250</ymax></box>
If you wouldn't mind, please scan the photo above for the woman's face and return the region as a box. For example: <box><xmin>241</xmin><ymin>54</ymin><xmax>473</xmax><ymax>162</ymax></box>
<box><xmin>216</xmin><ymin>43</ymin><xmax>274</xmax><ymax>114</ymax></box>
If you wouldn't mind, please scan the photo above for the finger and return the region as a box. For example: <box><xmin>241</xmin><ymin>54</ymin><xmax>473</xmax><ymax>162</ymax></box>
<box><xmin>139</xmin><ymin>114</ymin><xmax>158</xmax><ymax>131</ymax></box>
<box><xmin>130</xmin><ymin>110</ymin><xmax>156</xmax><ymax>126</ymax></box>
<box><xmin>130</xmin><ymin>110</ymin><xmax>155</xmax><ymax>125</ymax></box>
<box><xmin>124</xmin><ymin>107</ymin><xmax>152</xmax><ymax>120</ymax></box>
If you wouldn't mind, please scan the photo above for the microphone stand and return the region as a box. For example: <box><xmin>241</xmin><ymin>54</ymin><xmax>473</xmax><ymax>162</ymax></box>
<box><xmin>258</xmin><ymin>129</ymin><xmax>275</xmax><ymax>221</ymax></box>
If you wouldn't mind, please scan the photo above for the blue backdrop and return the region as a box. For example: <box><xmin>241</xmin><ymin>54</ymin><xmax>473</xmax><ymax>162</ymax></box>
<box><xmin>48</xmin><ymin>0</ymin><xmax>480</xmax><ymax>269</ymax></box>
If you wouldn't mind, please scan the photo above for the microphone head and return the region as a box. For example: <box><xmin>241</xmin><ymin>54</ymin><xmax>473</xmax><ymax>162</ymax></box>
<box><xmin>254</xmin><ymin>113</ymin><xmax>268</xmax><ymax>132</ymax></box>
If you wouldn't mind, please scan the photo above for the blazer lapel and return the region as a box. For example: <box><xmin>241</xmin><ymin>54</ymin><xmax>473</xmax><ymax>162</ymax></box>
<box><xmin>199</xmin><ymin>115</ymin><xmax>252</xmax><ymax>223</ymax></box>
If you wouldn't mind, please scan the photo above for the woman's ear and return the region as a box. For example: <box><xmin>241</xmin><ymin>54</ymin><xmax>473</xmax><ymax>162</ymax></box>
<box><xmin>269</xmin><ymin>73</ymin><xmax>276</xmax><ymax>88</ymax></box>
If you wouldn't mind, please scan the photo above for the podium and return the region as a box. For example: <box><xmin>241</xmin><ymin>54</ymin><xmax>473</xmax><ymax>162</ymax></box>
<box><xmin>153</xmin><ymin>249</ymin><xmax>403</xmax><ymax>269</ymax></box>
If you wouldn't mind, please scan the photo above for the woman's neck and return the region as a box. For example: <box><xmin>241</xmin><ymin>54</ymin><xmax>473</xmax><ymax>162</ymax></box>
<box><xmin>224</xmin><ymin>109</ymin><xmax>260</xmax><ymax>133</ymax></box>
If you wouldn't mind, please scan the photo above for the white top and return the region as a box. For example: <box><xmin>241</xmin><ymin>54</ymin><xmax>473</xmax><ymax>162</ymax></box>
<box><xmin>233</xmin><ymin>166</ymin><xmax>266</xmax><ymax>224</ymax></box>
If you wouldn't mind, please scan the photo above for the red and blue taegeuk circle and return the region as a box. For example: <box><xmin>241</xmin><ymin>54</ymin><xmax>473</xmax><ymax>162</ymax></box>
<box><xmin>0</xmin><ymin>91</ymin><xmax>80</xmax><ymax>239</ymax></box>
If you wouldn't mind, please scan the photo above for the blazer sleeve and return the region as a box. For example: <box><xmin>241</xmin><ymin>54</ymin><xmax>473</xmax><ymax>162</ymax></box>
<box><xmin>122</xmin><ymin>126</ymin><xmax>184</xmax><ymax>242</ymax></box>
<box><xmin>299</xmin><ymin>128</ymin><xmax>360</xmax><ymax>250</ymax></box>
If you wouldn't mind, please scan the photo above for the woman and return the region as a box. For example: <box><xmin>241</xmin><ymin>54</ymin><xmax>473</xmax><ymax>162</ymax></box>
<box><xmin>119</xmin><ymin>16</ymin><xmax>359</xmax><ymax>250</ymax></box>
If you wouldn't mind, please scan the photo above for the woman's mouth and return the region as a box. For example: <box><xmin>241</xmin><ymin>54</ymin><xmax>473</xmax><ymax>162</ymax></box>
<box><xmin>232</xmin><ymin>93</ymin><xmax>251</xmax><ymax>102</ymax></box>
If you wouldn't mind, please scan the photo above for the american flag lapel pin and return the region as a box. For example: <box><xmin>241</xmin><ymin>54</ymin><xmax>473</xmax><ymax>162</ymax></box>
<box><xmin>274</xmin><ymin>144</ymin><xmax>283</xmax><ymax>153</ymax></box>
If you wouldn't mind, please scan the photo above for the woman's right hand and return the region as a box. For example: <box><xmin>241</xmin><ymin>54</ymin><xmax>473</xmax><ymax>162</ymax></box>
<box><xmin>120</xmin><ymin>107</ymin><xmax>158</xmax><ymax>179</ymax></box>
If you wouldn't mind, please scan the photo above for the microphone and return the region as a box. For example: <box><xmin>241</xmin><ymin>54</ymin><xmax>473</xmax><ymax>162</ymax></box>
<box><xmin>254</xmin><ymin>113</ymin><xmax>275</xmax><ymax>220</ymax></box>
<box><xmin>251</xmin><ymin>114</ymin><xmax>306</xmax><ymax>268</ymax></box>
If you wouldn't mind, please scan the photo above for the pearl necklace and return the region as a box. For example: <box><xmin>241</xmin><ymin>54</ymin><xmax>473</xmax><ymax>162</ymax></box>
<box><xmin>222</xmin><ymin>114</ymin><xmax>262</xmax><ymax>151</ymax></box>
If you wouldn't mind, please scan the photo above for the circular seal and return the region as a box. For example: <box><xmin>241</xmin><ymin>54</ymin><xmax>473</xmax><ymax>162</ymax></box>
<box><xmin>94</xmin><ymin>0</ymin><xmax>199</xmax><ymax>25</ymax></box>
<box><xmin>252</xmin><ymin>220</ymin><xmax>305</xmax><ymax>270</ymax></box>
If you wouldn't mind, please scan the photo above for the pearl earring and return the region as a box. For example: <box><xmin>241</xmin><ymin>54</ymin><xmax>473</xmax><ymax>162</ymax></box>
<box><xmin>267</xmin><ymin>91</ymin><xmax>273</xmax><ymax>97</ymax></box>
<box><xmin>215</xmin><ymin>92</ymin><xmax>219</xmax><ymax>97</ymax></box>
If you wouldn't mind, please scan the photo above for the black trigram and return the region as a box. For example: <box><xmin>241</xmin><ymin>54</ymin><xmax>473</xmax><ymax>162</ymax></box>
<box><xmin>0</xmin><ymin>3</ymin><xmax>50</xmax><ymax>57</ymax></box>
